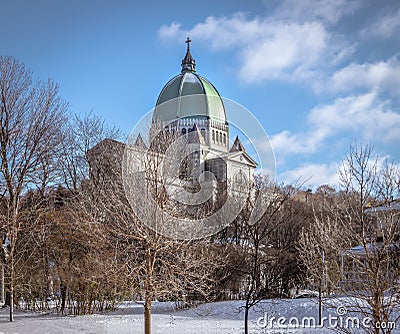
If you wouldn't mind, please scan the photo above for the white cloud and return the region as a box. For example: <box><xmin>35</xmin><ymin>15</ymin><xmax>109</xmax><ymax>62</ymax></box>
<box><xmin>276</xmin><ymin>149</ymin><xmax>400</xmax><ymax>189</ymax></box>
<box><xmin>158</xmin><ymin>22</ymin><xmax>181</xmax><ymax>39</ymax></box>
<box><xmin>329</xmin><ymin>56</ymin><xmax>400</xmax><ymax>96</ymax></box>
<box><xmin>270</xmin><ymin>128</ymin><xmax>326</xmax><ymax>155</ymax></box>
<box><xmin>273</xmin><ymin>0</ymin><xmax>361</xmax><ymax>25</ymax></box>
<box><xmin>158</xmin><ymin>13</ymin><xmax>353</xmax><ymax>84</ymax></box>
<box><xmin>158</xmin><ymin>3</ymin><xmax>400</xmax><ymax>96</ymax></box>
<box><xmin>361</xmin><ymin>8</ymin><xmax>400</xmax><ymax>38</ymax></box>
<box><xmin>159</xmin><ymin>13</ymin><xmax>264</xmax><ymax>50</ymax></box>
<box><xmin>238</xmin><ymin>21</ymin><xmax>330</xmax><ymax>82</ymax></box>
<box><xmin>278</xmin><ymin>162</ymin><xmax>340</xmax><ymax>188</ymax></box>
<box><xmin>270</xmin><ymin>91</ymin><xmax>400</xmax><ymax>159</ymax></box>
<box><xmin>309</xmin><ymin>92</ymin><xmax>400</xmax><ymax>142</ymax></box>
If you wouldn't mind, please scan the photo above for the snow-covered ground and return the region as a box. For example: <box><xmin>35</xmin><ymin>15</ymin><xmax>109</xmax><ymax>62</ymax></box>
<box><xmin>0</xmin><ymin>298</ymin><xmax>396</xmax><ymax>333</ymax></box>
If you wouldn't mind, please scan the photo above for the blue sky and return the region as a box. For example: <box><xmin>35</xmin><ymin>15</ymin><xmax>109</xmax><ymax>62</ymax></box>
<box><xmin>2</xmin><ymin>0</ymin><xmax>400</xmax><ymax>188</ymax></box>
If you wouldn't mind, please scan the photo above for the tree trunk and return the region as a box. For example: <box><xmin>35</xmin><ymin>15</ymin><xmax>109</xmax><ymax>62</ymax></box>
<box><xmin>372</xmin><ymin>292</ymin><xmax>381</xmax><ymax>334</ymax></box>
<box><xmin>144</xmin><ymin>293</ymin><xmax>152</xmax><ymax>334</ymax></box>
<box><xmin>61</xmin><ymin>284</ymin><xmax>67</xmax><ymax>314</ymax></box>
<box><xmin>9</xmin><ymin>255</ymin><xmax>14</xmax><ymax>322</ymax></box>
<box><xmin>144</xmin><ymin>244</ymin><xmax>154</xmax><ymax>334</ymax></box>
<box><xmin>1</xmin><ymin>263</ymin><xmax>4</xmax><ymax>304</ymax></box>
<box><xmin>244</xmin><ymin>300</ymin><xmax>250</xmax><ymax>334</ymax></box>
<box><xmin>318</xmin><ymin>285</ymin><xmax>322</xmax><ymax>326</ymax></box>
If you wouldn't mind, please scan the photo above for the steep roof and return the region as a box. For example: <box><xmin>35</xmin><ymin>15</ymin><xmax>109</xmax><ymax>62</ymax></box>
<box><xmin>133</xmin><ymin>133</ymin><xmax>147</xmax><ymax>149</ymax></box>
<box><xmin>229</xmin><ymin>136</ymin><xmax>245</xmax><ymax>152</ymax></box>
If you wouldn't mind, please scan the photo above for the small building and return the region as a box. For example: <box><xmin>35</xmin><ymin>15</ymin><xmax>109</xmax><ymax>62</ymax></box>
<box><xmin>340</xmin><ymin>200</ymin><xmax>400</xmax><ymax>290</ymax></box>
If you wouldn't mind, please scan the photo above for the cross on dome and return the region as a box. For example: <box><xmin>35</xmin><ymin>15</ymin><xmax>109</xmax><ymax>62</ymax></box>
<box><xmin>185</xmin><ymin>37</ymin><xmax>191</xmax><ymax>49</ymax></box>
<box><xmin>181</xmin><ymin>37</ymin><xmax>196</xmax><ymax>72</ymax></box>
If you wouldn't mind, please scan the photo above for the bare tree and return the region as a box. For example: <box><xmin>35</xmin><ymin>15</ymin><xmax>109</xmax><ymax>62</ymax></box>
<box><xmin>85</xmin><ymin>126</ymin><xmax>223</xmax><ymax>334</ymax></box>
<box><xmin>44</xmin><ymin>114</ymin><xmax>126</xmax><ymax>315</ymax></box>
<box><xmin>338</xmin><ymin>143</ymin><xmax>400</xmax><ymax>334</ymax></box>
<box><xmin>0</xmin><ymin>111</ymin><xmax>125</xmax><ymax>316</ymax></box>
<box><xmin>59</xmin><ymin>111</ymin><xmax>123</xmax><ymax>192</ymax></box>
<box><xmin>299</xmin><ymin>143</ymin><xmax>400</xmax><ymax>333</ymax></box>
<box><xmin>230</xmin><ymin>177</ymin><xmax>293</xmax><ymax>334</ymax></box>
<box><xmin>298</xmin><ymin>187</ymin><xmax>349</xmax><ymax>325</ymax></box>
<box><xmin>0</xmin><ymin>55</ymin><xmax>67</xmax><ymax>321</ymax></box>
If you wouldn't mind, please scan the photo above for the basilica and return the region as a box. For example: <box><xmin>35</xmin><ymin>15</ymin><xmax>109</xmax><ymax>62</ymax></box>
<box><xmin>89</xmin><ymin>39</ymin><xmax>257</xmax><ymax>212</ymax></box>
<box><xmin>144</xmin><ymin>38</ymin><xmax>257</xmax><ymax>192</ymax></box>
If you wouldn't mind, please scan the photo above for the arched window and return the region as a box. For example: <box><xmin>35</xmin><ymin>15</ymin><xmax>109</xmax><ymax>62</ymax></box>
<box><xmin>201</xmin><ymin>128</ymin><xmax>205</xmax><ymax>139</ymax></box>
<box><xmin>182</xmin><ymin>128</ymin><xmax>187</xmax><ymax>135</ymax></box>
<box><xmin>219</xmin><ymin>132</ymin><xmax>222</xmax><ymax>144</ymax></box>
<box><xmin>212</xmin><ymin>130</ymin><xmax>215</xmax><ymax>142</ymax></box>
<box><xmin>223</xmin><ymin>133</ymin><xmax>226</xmax><ymax>145</ymax></box>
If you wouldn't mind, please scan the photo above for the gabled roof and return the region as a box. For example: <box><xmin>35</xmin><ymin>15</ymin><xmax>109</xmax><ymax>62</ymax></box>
<box><xmin>224</xmin><ymin>136</ymin><xmax>258</xmax><ymax>167</ymax></box>
<box><xmin>133</xmin><ymin>133</ymin><xmax>147</xmax><ymax>149</ymax></box>
<box><xmin>86</xmin><ymin>138</ymin><xmax>125</xmax><ymax>157</ymax></box>
<box><xmin>230</xmin><ymin>135</ymin><xmax>245</xmax><ymax>152</ymax></box>
<box><xmin>227</xmin><ymin>150</ymin><xmax>258</xmax><ymax>168</ymax></box>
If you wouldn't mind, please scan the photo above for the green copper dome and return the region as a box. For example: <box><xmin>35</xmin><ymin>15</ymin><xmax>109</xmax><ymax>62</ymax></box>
<box><xmin>153</xmin><ymin>39</ymin><xmax>226</xmax><ymax>124</ymax></box>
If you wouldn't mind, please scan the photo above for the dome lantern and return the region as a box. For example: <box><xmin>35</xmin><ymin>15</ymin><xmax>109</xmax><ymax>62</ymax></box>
<box><xmin>181</xmin><ymin>37</ymin><xmax>196</xmax><ymax>73</ymax></box>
